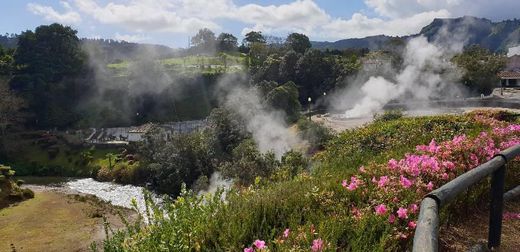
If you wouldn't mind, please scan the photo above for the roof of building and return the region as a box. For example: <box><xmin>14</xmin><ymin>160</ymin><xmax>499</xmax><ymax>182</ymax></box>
<box><xmin>498</xmin><ymin>71</ymin><xmax>520</xmax><ymax>79</ymax></box>
<box><xmin>128</xmin><ymin>123</ymin><xmax>154</xmax><ymax>133</ymax></box>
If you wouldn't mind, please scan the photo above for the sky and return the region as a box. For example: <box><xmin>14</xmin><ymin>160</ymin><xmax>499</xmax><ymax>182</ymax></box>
<box><xmin>2</xmin><ymin>0</ymin><xmax>520</xmax><ymax>48</ymax></box>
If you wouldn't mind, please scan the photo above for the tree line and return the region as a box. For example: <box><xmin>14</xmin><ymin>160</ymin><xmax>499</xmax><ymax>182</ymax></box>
<box><xmin>0</xmin><ymin>23</ymin><xmax>509</xmax><ymax>132</ymax></box>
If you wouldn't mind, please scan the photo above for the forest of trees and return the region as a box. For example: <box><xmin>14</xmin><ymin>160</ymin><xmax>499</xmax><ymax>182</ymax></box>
<box><xmin>0</xmin><ymin>22</ymin><xmax>510</xmax><ymax>200</ymax></box>
<box><xmin>0</xmin><ymin>23</ymin><xmax>507</xmax><ymax>132</ymax></box>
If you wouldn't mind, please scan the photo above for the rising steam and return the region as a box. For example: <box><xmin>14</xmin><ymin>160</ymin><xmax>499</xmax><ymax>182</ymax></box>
<box><xmin>339</xmin><ymin>36</ymin><xmax>464</xmax><ymax>118</ymax></box>
<box><xmin>217</xmin><ymin>74</ymin><xmax>302</xmax><ymax>159</ymax></box>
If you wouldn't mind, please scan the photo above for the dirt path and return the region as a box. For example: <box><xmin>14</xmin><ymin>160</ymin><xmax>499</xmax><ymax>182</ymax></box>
<box><xmin>0</xmin><ymin>189</ymin><xmax>135</xmax><ymax>252</ymax></box>
<box><xmin>440</xmin><ymin>198</ymin><xmax>520</xmax><ymax>251</ymax></box>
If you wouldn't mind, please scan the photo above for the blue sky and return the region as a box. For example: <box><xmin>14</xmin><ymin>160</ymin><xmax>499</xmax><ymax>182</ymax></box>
<box><xmin>2</xmin><ymin>0</ymin><xmax>520</xmax><ymax>48</ymax></box>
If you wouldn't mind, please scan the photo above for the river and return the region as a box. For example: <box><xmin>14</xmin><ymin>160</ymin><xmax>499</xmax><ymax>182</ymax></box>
<box><xmin>17</xmin><ymin>176</ymin><xmax>161</xmax><ymax>214</ymax></box>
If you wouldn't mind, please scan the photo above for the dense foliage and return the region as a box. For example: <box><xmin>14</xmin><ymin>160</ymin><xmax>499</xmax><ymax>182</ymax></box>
<box><xmin>10</xmin><ymin>24</ymin><xmax>90</xmax><ymax>128</ymax></box>
<box><xmin>452</xmin><ymin>45</ymin><xmax>506</xmax><ymax>95</ymax></box>
<box><xmin>98</xmin><ymin>111</ymin><xmax>520</xmax><ymax>251</ymax></box>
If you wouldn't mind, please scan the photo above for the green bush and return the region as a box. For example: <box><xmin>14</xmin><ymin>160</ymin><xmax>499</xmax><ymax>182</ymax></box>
<box><xmin>219</xmin><ymin>139</ymin><xmax>279</xmax><ymax>186</ymax></box>
<box><xmin>99</xmin><ymin>112</ymin><xmax>516</xmax><ymax>251</ymax></box>
<box><xmin>373</xmin><ymin>109</ymin><xmax>403</xmax><ymax>123</ymax></box>
<box><xmin>297</xmin><ymin>118</ymin><xmax>334</xmax><ymax>152</ymax></box>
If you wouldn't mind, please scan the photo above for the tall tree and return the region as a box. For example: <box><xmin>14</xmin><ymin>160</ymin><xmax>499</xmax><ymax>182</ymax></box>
<box><xmin>10</xmin><ymin>23</ymin><xmax>89</xmax><ymax>128</ymax></box>
<box><xmin>191</xmin><ymin>28</ymin><xmax>216</xmax><ymax>54</ymax></box>
<box><xmin>285</xmin><ymin>33</ymin><xmax>311</xmax><ymax>54</ymax></box>
<box><xmin>279</xmin><ymin>50</ymin><xmax>300</xmax><ymax>83</ymax></box>
<box><xmin>216</xmin><ymin>33</ymin><xmax>238</xmax><ymax>52</ymax></box>
<box><xmin>0</xmin><ymin>45</ymin><xmax>14</xmax><ymax>76</ymax></box>
<box><xmin>243</xmin><ymin>31</ymin><xmax>266</xmax><ymax>46</ymax></box>
<box><xmin>264</xmin><ymin>81</ymin><xmax>301</xmax><ymax>123</ymax></box>
<box><xmin>0</xmin><ymin>78</ymin><xmax>25</xmax><ymax>134</ymax></box>
<box><xmin>295</xmin><ymin>49</ymin><xmax>335</xmax><ymax>102</ymax></box>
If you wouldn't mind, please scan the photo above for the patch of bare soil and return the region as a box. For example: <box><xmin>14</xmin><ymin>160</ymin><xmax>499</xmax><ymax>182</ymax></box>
<box><xmin>0</xmin><ymin>189</ymin><xmax>136</xmax><ymax>252</ymax></box>
<box><xmin>440</xmin><ymin>198</ymin><xmax>520</xmax><ymax>252</ymax></box>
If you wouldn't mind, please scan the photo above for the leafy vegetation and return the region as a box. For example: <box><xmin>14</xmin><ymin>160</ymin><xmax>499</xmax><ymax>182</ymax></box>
<box><xmin>0</xmin><ymin>131</ymin><xmax>119</xmax><ymax>177</ymax></box>
<box><xmin>452</xmin><ymin>44</ymin><xmax>507</xmax><ymax>95</ymax></box>
<box><xmin>98</xmin><ymin>111</ymin><xmax>520</xmax><ymax>251</ymax></box>
<box><xmin>0</xmin><ymin>164</ymin><xmax>33</xmax><ymax>208</ymax></box>
<box><xmin>10</xmin><ymin>24</ymin><xmax>90</xmax><ymax>129</ymax></box>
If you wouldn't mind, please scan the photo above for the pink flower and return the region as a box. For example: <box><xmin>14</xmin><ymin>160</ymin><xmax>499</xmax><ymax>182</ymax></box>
<box><xmin>470</xmin><ymin>153</ymin><xmax>479</xmax><ymax>166</ymax></box>
<box><xmin>347</xmin><ymin>183</ymin><xmax>358</xmax><ymax>191</ymax></box>
<box><xmin>244</xmin><ymin>248</ymin><xmax>254</xmax><ymax>252</ymax></box>
<box><xmin>388</xmin><ymin>159</ymin><xmax>398</xmax><ymax>169</ymax></box>
<box><xmin>409</xmin><ymin>204</ymin><xmax>418</xmax><ymax>213</ymax></box>
<box><xmin>345</xmin><ymin>176</ymin><xmax>361</xmax><ymax>191</ymax></box>
<box><xmin>377</xmin><ymin>176</ymin><xmax>389</xmax><ymax>188</ymax></box>
<box><xmin>375</xmin><ymin>204</ymin><xmax>387</xmax><ymax>215</ymax></box>
<box><xmin>503</xmin><ymin>212</ymin><xmax>520</xmax><ymax>220</ymax></box>
<box><xmin>442</xmin><ymin>161</ymin><xmax>455</xmax><ymax>170</ymax></box>
<box><xmin>426</xmin><ymin>181</ymin><xmax>434</xmax><ymax>191</ymax></box>
<box><xmin>351</xmin><ymin>207</ymin><xmax>362</xmax><ymax>219</ymax></box>
<box><xmin>341</xmin><ymin>180</ymin><xmax>347</xmax><ymax>188</ymax></box>
<box><xmin>441</xmin><ymin>173</ymin><xmax>449</xmax><ymax>180</ymax></box>
<box><xmin>388</xmin><ymin>214</ymin><xmax>396</xmax><ymax>224</ymax></box>
<box><xmin>254</xmin><ymin>240</ymin><xmax>266</xmax><ymax>250</ymax></box>
<box><xmin>427</xmin><ymin>139</ymin><xmax>439</xmax><ymax>153</ymax></box>
<box><xmin>408</xmin><ymin>221</ymin><xmax>417</xmax><ymax>229</ymax></box>
<box><xmin>359</xmin><ymin>166</ymin><xmax>366</xmax><ymax>173</ymax></box>
<box><xmin>397</xmin><ymin>207</ymin><xmax>408</xmax><ymax>219</ymax></box>
<box><xmin>283</xmin><ymin>228</ymin><xmax>290</xmax><ymax>238</ymax></box>
<box><xmin>400</xmin><ymin>175</ymin><xmax>413</xmax><ymax>188</ymax></box>
<box><xmin>311</xmin><ymin>238</ymin><xmax>324</xmax><ymax>252</ymax></box>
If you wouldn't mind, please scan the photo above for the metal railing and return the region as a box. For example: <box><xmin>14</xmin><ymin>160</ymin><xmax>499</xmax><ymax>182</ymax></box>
<box><xmin>412</xmin><ymin>144</ymin><xmax>520</xmax><ymax>252</ymax></box>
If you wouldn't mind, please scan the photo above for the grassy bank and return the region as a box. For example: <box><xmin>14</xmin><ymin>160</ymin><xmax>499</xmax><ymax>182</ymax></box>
<box><xmin>99</xmin><ymin>110</ymin><xmax>520</xmax><ymax>251</ymax></box>
<box><xmin>107</xmin><ymin>53</ymin><xmax>246</xmax><ymax>75</ymax></box>
<box><xmin>0</xmin><ymin>131</ymin><xmax>121</xmax><ymax>177</ymax></box>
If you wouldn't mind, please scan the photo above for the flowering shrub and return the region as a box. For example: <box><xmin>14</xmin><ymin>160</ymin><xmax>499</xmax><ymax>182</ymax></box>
<box><xmin>242</xmin><ymin>113</ymin><xmax>520</xmax><ymax>249</ymax></box>
<box><xmin>334</xmin><ymin>120</ymin><xmax>520</xmax><ymax>240</ymax></box>
<box><xmin>99</xmin><ymin>111</ymin><xmax>520</xmax><ymax>252</ymax></box>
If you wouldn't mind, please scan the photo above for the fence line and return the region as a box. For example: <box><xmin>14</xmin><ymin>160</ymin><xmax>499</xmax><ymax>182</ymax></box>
<box><xmin>412</xmin><ymin>144</ymin><xmax>520</xmax><ymax>252</ymax></box>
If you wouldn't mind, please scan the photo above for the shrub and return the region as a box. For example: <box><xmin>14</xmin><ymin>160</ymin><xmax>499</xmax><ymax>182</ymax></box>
<box><xmin>219</xmin><ymin>139</ymin><xmax>279</xmax><ymax>185</ymax></box>
<box><xmin>297</xmin><ymin>118</ymin><xmax>334</xmax><ymax>153</ymax></box>
<box><xmin>373</xmin><ymin>109</ymin><xmax>404</xmax><ymax>123</ymax></box>
<box><xmin>99</xmin><ymin>111</ymin><xmax>520</xmax><ymax>251</ymax></box>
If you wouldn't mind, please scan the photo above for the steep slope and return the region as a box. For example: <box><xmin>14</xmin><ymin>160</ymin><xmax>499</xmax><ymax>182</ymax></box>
<box><xmin>312</xmin><ymin>16</ymin><xmax>520</xmax><ymax>52</ymax></box>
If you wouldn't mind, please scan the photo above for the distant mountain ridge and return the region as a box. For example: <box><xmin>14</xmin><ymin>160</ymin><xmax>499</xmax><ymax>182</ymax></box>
<box><xmin>312</xmin><ymin>16</ymin><xmax>520</xmax><ymax>52</ymax></box>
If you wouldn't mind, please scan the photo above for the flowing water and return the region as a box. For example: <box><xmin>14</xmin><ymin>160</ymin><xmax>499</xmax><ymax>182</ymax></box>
<box><xmin>18</xmin><ymin>176</ymin><xmax>161</xmax><ymax>214</ymax></box>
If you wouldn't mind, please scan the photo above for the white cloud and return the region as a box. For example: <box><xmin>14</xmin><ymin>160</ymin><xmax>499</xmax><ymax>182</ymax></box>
<box><xmin>27</xmin><ymin>2</ymin><xmax>81</xmax><ymax>24</ymax></box>
<box><xmin>233</xmin><ymin>0</ymin><xmax>330</xmax><ymax>35</ymax></box>
<box><xmin>320</xmin><ymin>10</ymin><xmax>450</xmax><ymax>40</ymax></box>
<box><xmin>26</xmin><ymin>0</ymin><xmax>520</xmax><ymax>43</ymax></box>
<box><xmin>73</xmin><ymin>0</ymin><xmax>220</xmax><ymax>33</ymax></box>
<box><xmin>364</xmin><ymin>0</ymin><xmax>520</xmax><ymax>20</ymax></box>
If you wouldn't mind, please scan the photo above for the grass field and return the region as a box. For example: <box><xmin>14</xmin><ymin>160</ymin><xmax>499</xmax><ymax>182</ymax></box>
<box><xmin>0</xmin><ymin>190</ymin><xmax>134</xmax><ymax>252</ymax></box>
<box><xmin>107</xmin><ymin>53</ymin><xmax>246</xmax><ymax>75</ymax></box>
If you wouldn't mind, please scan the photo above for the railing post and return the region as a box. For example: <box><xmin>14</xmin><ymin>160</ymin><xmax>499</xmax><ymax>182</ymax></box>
<box><xmin>488</xmin><ymin>165</ymin><xmax>505</xmax><ymax>249</ymax></box>
<box><xmin>413</xmin><ymin>197</ymin><xmax>439</xmax><ymax>252</ymax></box>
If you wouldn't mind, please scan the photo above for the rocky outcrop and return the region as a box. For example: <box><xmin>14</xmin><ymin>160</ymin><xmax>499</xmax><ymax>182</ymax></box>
<box><xmin>0</xmin><ymin>164</ymin><xmax>34</xmax><ymax>208</ymax></box>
